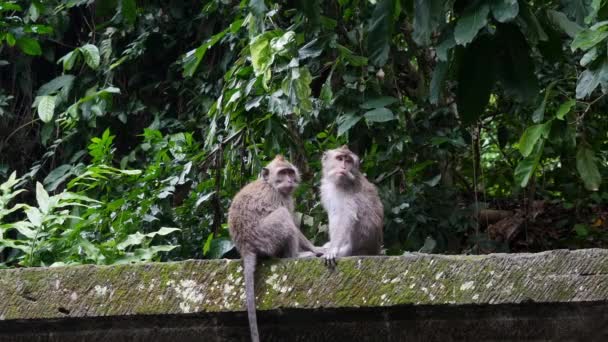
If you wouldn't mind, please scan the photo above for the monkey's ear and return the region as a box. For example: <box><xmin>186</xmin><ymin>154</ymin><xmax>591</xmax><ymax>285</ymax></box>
<box><xmin>261</xmin><ymin>167</ymin><xmax>270</xmax><ymax>180</ymax></box>
<box><xmin>322</xmin><ymin>151</ymin><xmax>328</xmax><ymax>160</ymax></box>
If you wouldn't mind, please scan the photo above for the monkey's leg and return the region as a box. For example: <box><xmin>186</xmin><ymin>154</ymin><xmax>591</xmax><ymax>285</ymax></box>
<box><xmin>259</xmin><ymin>207</ymin><xmax>300</xmax><ymax>258</ymax></box>
<box><xmin>296</xmin><ymin>230</ymin><xmax>325</xmax><ymax>256</ymax></box>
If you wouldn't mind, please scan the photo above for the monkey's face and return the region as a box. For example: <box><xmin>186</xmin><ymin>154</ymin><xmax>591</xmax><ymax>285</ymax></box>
<box><xmin>322</xmin><ymin>149</ymin><xmax>359</xmax><ymax>185</ymax></box>
<box><xmin>262</xmin><ymin>158</ymin><xmax>300</xmax><ymax>196</ymax></box>
<box><xmin>271</xmin><ymin>167</ymin><xmax>299</xmax><ymax>195</ymax></box>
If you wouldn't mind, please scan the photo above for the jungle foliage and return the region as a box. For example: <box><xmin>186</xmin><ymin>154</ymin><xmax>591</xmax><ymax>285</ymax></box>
<box><xmin>1</xmin><ymin>0</ymin><xmax>607</xmax><ymax>267</ymax></box>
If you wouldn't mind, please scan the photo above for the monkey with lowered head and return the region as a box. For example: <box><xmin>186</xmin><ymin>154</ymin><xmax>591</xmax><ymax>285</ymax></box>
<box><xmin>320</xmin><ymin>145</ymin><xmax>383</xmax><ymax>266</ymax></box>
<box><xmin>228</xmin><ymin>155</ymin><xmax>324</xmax><ymax>342</ymax></box>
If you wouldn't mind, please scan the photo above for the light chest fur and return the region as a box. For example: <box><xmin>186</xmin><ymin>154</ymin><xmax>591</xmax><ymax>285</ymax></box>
<box><xmin>320</xmin><ymin>181</ymin><xmax>359</xmax><ymax>223</ymax></box>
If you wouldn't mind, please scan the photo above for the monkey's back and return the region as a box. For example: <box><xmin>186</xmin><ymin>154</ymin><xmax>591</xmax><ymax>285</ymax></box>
<box><xmin>228</xmin><ymin>180</ymin><xmax>294</xmax><ymax>255</ymax></box>
<box><xmin>356</xmin><ymin>177</ymin><xmax>384</xmax><ymax>253</ymax></box>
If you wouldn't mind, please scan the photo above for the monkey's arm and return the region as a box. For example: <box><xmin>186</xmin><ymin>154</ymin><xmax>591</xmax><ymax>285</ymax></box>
<box><xmin>324</xmin><ymin>217</ymin><xmax>354</xmax><ymax>266</ymax></box>
<box><xmin>296</xmin><ymin>230</ymin><xmax>325</xmax><ymax>255</ymax></box>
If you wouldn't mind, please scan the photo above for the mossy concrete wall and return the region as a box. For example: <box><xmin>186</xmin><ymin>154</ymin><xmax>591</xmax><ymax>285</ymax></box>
<box><xmin>0</xmin><ymin>249</ymin><xmax>607</xmax><ymax>341</ymax></box>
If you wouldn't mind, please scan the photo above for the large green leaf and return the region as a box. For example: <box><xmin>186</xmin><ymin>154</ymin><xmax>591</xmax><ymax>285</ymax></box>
<box><xmin>35</xmin><ymin>182</ymin><xmax>51</xmax><ymax>214</ymax></box>
<box><xmin>249</xmin><ymin>0</ymin><xmax>267</xmax><ymax>16</ymax></box>
<box><xmin>37</xmin><ymin>95</ymin><xmax>56</xmax><ymax>123</ymax></box>
<box><xmin>514</xmin><ymin>140</ymin><xmax>544</xmax><ymax>187</ymax></box>
<box><xmin>454</xmin><ymin>3</ymin><xmax>490</xmax><ymax>46</ymax></box>
<box><xmin>457</xmin><ymin>37</ymin><xmax>496</xmax><ymax>125</ymax></box>
<box><xmin>571</xmin><ymin>28</ymin><xmax>608</xmax><ymax>51</ymax></box>
<box><xmin>367</xmin><ymin>0</ymin><xmax>395</xmax><ymax>66</ymax></box>
<box><xmin>575</xmin><ymin>61</ymin><xmax>608</xmax><ymax>99</ymax></box>
<box><xmin>250</xmin><ymin>33</ymin><xmax>274</xmax><ymax>75</ymax></box>
<box><xmin>490</xmin><ymin>0</ymin><xmax>519</xmax><ymax>23</ymax></box>
<box><xmin>337</xmin><ymin>113</ymin><xmax>362</xmax><ymax>136</ymax></box>
<box><xmin>555</xmin><ymin>99</ymin><xmax>576</xmax><ymax>120</ymax></box>
<box><xmin>430</xmin><ymin>60</ymin><xmax>449</xmax><ymax>105</ymax></box>
<box><xmin>546</xmin><ymin>10</ymin><xmax>583</xmax><ymax>38</ymax></box>
<box><xmin>182</xmin><ymin>22</ymin><xmax>243</xmax><ymax>77</ymax></box>
<box><xmin>80</xmin><ymin>44</ymin><xmax>100</xmax><ymax>70</ymax></box>
<box><xmin>364</xmin><ymin>107</ymin><xmax>395</xmax><ymax>122</ymax></box>
<box><xmin>412</xmin><ymin>0</ymin><xmax>443</xmax><ymax>46</ymax></box>
<box><xmin>37</xmin><ymin>75</ymin><xmax>75</xmax><ymax>96</ymax></box>
<box><xmin>16</xmin><ymin>37</ymin><xmax>42</xmax><ymax>56</ymax></box>
<box><xmin>576</xmin><ymin>146</ymin><xmax>602</xmax><ymax>191</ymax></box>
<box><xmin>518</xmin><ymin>121</ymin><xmax>551</xmax><ymax>157</ymax></box>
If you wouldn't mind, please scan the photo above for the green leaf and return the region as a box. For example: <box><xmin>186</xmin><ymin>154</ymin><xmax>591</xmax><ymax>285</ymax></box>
<box><xmin>8</xmin><ymin>221</ymin><xmax>36</xmax><ymax>239</ymax></box>
<box><xmin>249</xmin><ymin>0</ymin><xmax>267</xmax><ymax>16</ymax></box>
<box><xmin>436</xmin><ymin>32</ymin><xmax>456</xmax><ymax>61</ymax></box>
<box><xmin>454</xmin><ymin>3</ymin><xmax>490</xmax><ymax>46</ymax></box>
<box><xmin>364</xmin><ymin>107</ymin><xmax>395</xmax><ymax>122</ymax></box>
<box><xmin>571</xmin><ymin>28</ymin><xmax>608</xmax><ymax>51</ymax></box>
<box><xmin>25</xmin><ymin>206</ymin><xmax>43</xmax><ymax>227</ymax></box>
<box><xmin>556</xmin><ymin>99</ymin><xmax>576</xmax><ymax>120</ymax></box>
<box><xmin>182</xmin><ymin>20</ymin><xmax>242</xmax><ymax>77</ymax></box>
<box><xmin>337</xmin><ymin>113</ymin><xmax>362</xmax><ymax>136</ymax></box>
<box><xmin>249</xmin><ymin>33</ymin><xmax>274</xmax><ymax>76</ymax></box>
<box><xmin>37</xmin><ymin>75</ymin><xmax>75</xmax><ymax>96</ymax></box>
<box><xmin>58</xmin><ymin>50</ymin><xmax>79</xmax><ymax>71</ymax></box>
<box><xmin>531</xmin><ymin>81</ymin><xmax>556</xmax><ymax>123</ymax></box>
<box><xmin>412</xmin><ymin>0</ymin><xmax>443</xmax><ymax>46</ymax></box>
<box><xmin>457</xmin><ymin>36</ymin><xmax>496</xmax><ymax>125</ymax></box>
<box><xmin>360</xmin><ymin>96</ymin><xmax>398</xmax><ymax>109</ymax></box>
<box><xmin>43</xmin><ymin>165</ymin><xmax>73</xmax><ymax>192</ymax></box>
<box><xmin>518</xmin><ymin>121</ymin><xmax>551</xmax><ymax>157</ymax></box>
<box><xmin>580</xmin><ymin>47</ymin><xmax>598</xmax><ymax>66</ymax></box>
<box><xmin>119</xmin><ymin>0</ymin><xmax>136</xmax><ymax>25</ymax></box>
<box><xmin>320</xmin><ymin>77</ymin><xmax>333</xmax><ymax>106</ymax></box>
<box><xmin>80</xmin><ymin>44</ymin><xmax>100</xmax><ymax>69</ymax></box>
<box><xmin>367</xmin><ymin>0</ymin><xmax>396</xmax><ymax>66</ymax></box>
<box><xmin>430</xmin><ymin>60</ymin><xmax>449</xmax><ymax>105</ymax></box>
<box><xmin>490</xmin><ymin>0</ymin><xmax>519</xmax><ymax>23</ymax></box>
<box><xmin>514</xmin><ymin>140</ymin><xmax>544</xmax><ymax>187</ymax></box>
<box><xmin>573</xmin><ymin>224</ymin><xmax>589</xmax><ymax>238</ymax></box>
<box><xmin>576</xmin><ymin>67</ymin><xmax>602</xmax><ymax>99</ymax></box>
<box><xmin>576</xmin><ymin>146</ymin><xmax>602</xmax><ymax>191</ymax></box>
<box><xmin>6</xmin><ymin>33</ymin><xmax>16</xmax><ymax>46</ymax></box>
<box><xmin>35</xmin><ymin>182</ymin><xmax>51</xmax><ymax>214</ymax></box>
<box><xmin>337</xmin><ymin>44</ymin><xmax>368</xmax><ymax>66</ymax></box>
<box><xmin>546</xmin><ymin>10</ymin><xmax>583</xmax><ymax>38</ymax></box>
<box><xmin>16</xmin><ymin>37</ymin><xmax>42</xmax><ymax>56</ymax></box>
<box><xmin>37</xmin><ymin>95</ymin><xmax>56</xmax><ymax>123</ymax></box>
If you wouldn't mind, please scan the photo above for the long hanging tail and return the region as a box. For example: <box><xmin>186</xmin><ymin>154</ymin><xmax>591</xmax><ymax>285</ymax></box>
<box><xmin>243</xmin><ymin>253</ymin><xmax>260</xmax><ymax>342</ymax></box>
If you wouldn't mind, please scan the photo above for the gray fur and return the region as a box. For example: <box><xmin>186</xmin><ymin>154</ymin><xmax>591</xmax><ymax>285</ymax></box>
<box><xmin>228</xmin><ymin>156</ymin><xmax>323</xmax><ymax>342</ymax></box>
<box><xmin>320</xmin><ymin>146</ymin><xmax>384</xmax><ymax>266</ymax></box>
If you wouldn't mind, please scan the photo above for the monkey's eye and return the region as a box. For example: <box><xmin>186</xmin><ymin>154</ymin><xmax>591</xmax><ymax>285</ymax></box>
<box><xmin>336</xmin><ymin>155</ymin><xmax>343</xmax><ymax>161</ymax></box>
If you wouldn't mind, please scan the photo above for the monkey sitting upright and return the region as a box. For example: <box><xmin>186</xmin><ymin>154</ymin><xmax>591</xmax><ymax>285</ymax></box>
<box><xmin>228</xmin><ymin>155</ymin><xmax>324</xmax><ymax>342</ymax></box>
<box><xmin>320</xmin><ymin>145</ymin><xmax>384</xmax><ymax>266</ymax></box>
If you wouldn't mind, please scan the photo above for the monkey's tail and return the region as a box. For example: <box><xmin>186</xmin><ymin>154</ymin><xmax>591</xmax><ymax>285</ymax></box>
<box><xmin>244</xmin><ymin>253</ymin><xmax>260</xmax><ymax>342</ymax></box>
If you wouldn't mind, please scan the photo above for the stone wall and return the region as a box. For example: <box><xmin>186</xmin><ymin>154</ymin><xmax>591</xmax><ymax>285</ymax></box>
<box><xmin>1</xmin><ymin>249</ymin><xmax>607</xmax><ymax>341</ymax></box>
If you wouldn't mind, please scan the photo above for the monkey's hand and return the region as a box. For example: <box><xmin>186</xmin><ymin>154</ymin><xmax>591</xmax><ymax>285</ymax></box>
<box><xmin>312</xmin><ymin>246</ymin><xmax>327</xmax><ymax>257</ymax></box>
<box><xmin>323</xmin><ymin>249</ymin><xmax>337</xmax><ymax>268</ymax></box>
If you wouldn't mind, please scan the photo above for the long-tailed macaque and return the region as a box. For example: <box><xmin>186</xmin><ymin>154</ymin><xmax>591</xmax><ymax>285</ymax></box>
<box><xmin>320</xmin><ymin>145</ymin><xmax>383</xmax><ymax>266</ymax></box>
<box><xmin>228</xmin><ymin>155</ymin><xmax>323</xmax><ymax>342</ymax></box>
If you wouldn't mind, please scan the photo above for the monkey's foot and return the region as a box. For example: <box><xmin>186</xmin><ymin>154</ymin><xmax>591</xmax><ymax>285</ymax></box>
<box><xmin>323</xmin><ymin>251</ymin><xmax>337</xmax><ymax>268</ymax></box>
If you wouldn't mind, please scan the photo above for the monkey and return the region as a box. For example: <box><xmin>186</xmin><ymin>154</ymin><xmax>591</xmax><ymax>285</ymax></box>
<box><xmin>228</xmin><ymin>155</ymin><xmax>324</xmax><ymax>342</ymax></box>
<box><xmin>320</xmin><ymin>145</ymin><xmax>384</xmax><ymax>266</ymax></box>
